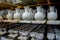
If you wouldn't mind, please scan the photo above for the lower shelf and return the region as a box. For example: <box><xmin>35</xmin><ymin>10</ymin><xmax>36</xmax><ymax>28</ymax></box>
<box><xmin>47</xmin><ymin>20</ymin><xmax>60</xmax><ymax>25</ymax></box>
<box><xmin>1</xmin><ymin>20</ymin><xmax>46</xmax><ymax>24</ymax></box>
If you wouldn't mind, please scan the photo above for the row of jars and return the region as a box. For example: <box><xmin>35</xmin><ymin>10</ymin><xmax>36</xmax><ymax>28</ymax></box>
<box><xmin>4</xmin><ymin>6</ymin><xmax>58</xmax><ymax>20</ymax></box>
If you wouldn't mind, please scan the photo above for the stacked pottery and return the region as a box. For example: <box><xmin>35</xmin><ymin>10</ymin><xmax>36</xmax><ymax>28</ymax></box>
<box><xmin>34</xmin><ymin>6</ymin><xmax>45</xmax><ymax>21</ymax></box>
<box><xmin>7</xmin><ymin>10</ymin><xmax>13</xmax><ymax>20</ymax></box>
<box><xmin>13</xmin><ymin>8</ymin><xmax>22</xmax><ymax>20</ymax></box>
<box><xmin>47</xmin><ymin>6</ymin><xmax>57</xmax><ymax>20</ymax></box>
<box><xmin>22</xmin><ymin>6</ymin><xmax>34</xmax><ymax>20</ymax></box>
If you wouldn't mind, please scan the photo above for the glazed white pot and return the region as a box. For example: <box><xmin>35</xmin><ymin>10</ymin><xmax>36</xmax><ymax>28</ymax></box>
<box><xmin>7</xmin><ymin>10</ymin><xmax>13</xmax><ymax>20</ymax></box>
<box><xmin>47</xmin><ymin>33</ymin><xmax>55</xmax><ymax>39</ymax></box>
<box><xmin>29</xmin><ymin>8</ymin><xmax>34</xmax><ymax>19</ymax></box>
<box><xmin>22</xmin><ymin>6</ymin><xmax>33</xmax><ymax>20</ymax></box>
<box><xmin>13</xmin><ymin>8</ymin><xmax>22</xmax><ymax>20</ymax></box>
<box><xmin>31</xmin><ymin>38</ymin><xmax>36</xmax><ymax>40</ymax></box>
<box><xmin>36</xmin><ymin>33</ymin><xmax>44</xmax><ymax>39</ymax></box>
<box><xmin>47</xmin><ymin>6</ymin><xmax>57</xmax><ymax>20</ymax></box>
<box><xmin>19</xmin><ymin>31</ymin><xmax>29</xmax><ymax>36</ymax></box>
<box><xmin>34</xmin><ymin>6</ymin><xmax>45</xmax><ymax>20</ymax></box>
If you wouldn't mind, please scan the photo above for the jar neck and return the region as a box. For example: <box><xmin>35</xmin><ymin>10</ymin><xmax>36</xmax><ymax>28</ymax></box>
<box><xmin>29</xmin><ymin>8</ymin><xmax>32</xmax><ymax>13</ymax></box>
<box><xmin>15</xmin><ymin>8</ymin><xmax>20</xmax><ymax>13</ymax></box>
<box><xmin>49</xmin><ymin>7</ymin><xmax>55</xmax><ymax>12</ymax></box>
<box><xmin>24</xmin><ymin>6</ymin><xmax>29</xmax><ymax>12</ymax></box>
<box><xmin>37</xmin><ymin>7</ymin><xmax>42</xmax><ymax>12</ymax></box>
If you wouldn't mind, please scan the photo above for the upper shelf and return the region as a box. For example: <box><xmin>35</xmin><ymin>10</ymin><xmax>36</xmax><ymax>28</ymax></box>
<box><xmin>0</xmin><ymin>0</ymin><xmax>60</xmax><ymax>9</ymax></box>
<box><xmin>0</xmin><ymin>1</ymin><xmax>17</xmax><ymax>9</ymax></box>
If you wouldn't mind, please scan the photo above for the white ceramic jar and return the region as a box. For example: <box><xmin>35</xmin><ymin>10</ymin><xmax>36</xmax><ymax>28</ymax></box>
<box><xmin>31</xmin><ymin>38</ymin><xmax>36</xmax><ymax>40</ymax></box>
<box><xmin>7</xmin><ymin>10</ymin><xmax>13</xmax><ymax>20</ymax></box>
<box><xmin>29</xmin><ymin>8</ymin><xmax>34</xmax><ymax>19</ymax></box>
<box><xmin>47</xmin><ymin>6</ymin><xmax>57</xmax><ymax>20</ymax></box>
<box><xmin>22</xmin><ymin>6</ymin><xmax>33</xmax><ymax>20</ymax></box>
<box><xmin>13</xmin><ymin>8</ymin><xmax>22</xmax><ymax>20</ymax></box>
<box><xmin>34</xmin><ymin>6</ymin><xmax>45</xmax><ymax>20</ymax></box>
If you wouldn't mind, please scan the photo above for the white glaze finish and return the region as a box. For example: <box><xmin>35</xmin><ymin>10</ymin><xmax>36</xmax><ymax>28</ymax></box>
<box><xmin>22</xmin><ymin>6</ymin><xmax>29</xmax><ymax>20</ymax></box>
<box><xmin>13</xmin><ymin>8</ymin><xmax>22</xmax><ymax>20</ymax></box>
<box><xmin>31</xmin><ymin>38</ymin><xmax>36</xmax><ymax>40</ymax></box>
<box><xmin>56</xmin><ymin>33</ymin><xmax>60</xmax><ymax>40</ymax></box>
<box><xmin>22</xmin><ymin>6</ymin><xmax>34</xmax><ymax>20</ymax></box>
<box><xmin>47</xmin><ymin>6</ymin><xmax>57</xmax><ymax>20</ymax></box>
<box><xmin>36</xmin><ymin>33</ymin><xmax>44</xmax><ymax>39</ymax></box>
<box><xmin>29</xmin><ymin>8</ymin><xmax>34</xmax><ymax>19</ymax></box>
<box><xmin>34</xmin><ymin>6</ymin><xmax>45</xmax><ymax>20</ymax></box>
<box><xmin>18</xmin><ymin>36</ymin><xmax>28</xmax><ymax>40</ymax></box>
<box><xmin>7</xmin><ymin>10</ymin><xmax>13</xmax><ymax>20</ymax></box>
<box><xmin>30</xmin><ymin>32</ymin><xmax>38</xmax><ymax>37</ymax></box>
<box><xmin>47</xmin><ymin>33</ymin><xmax>55</xmax><ymax>39</ymax></box>
<box><xmin>19</xmin><ymin>31</ymin><xmax>29</xmax><ymax>36</ymax></box>
<box><xmin>8</xmin><ymin>29</ymin><xmax>14</xmax><ymax>33</ymax></box>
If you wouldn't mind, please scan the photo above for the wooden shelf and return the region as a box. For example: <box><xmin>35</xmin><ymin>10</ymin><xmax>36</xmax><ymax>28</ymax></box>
<box><xmin>0</xmin><ymin>2</ymin><xmax>17</xmax><ymax>9</ymax></box>
<box><xmin>0</xmin><ymin>0</ymin><xmax>59</xmax><ymax>9</ymax></box>
<box><xmin>47</xmin><ymin>20</ymin><xmax>60</xmax><ymax>25</ymax></box>
<box><xmin>31</xmin><ymin>20</ymin><xmax>46</xmax><ymax>24</ymax></box>
<box><xmin>27</xmin><ymin>3</ymin><xmax>47</xmax><ymax>7</ymax></box>
<box><xmin>17</xmin><ymin>3</ymin><xmax>60</xmax><ymax>8</ymax></box>
<box><xmin>1</xmin><ymin>20</ymin><xmax>46</xmax><ymax>24</ymax></box>
<box><xmin>2</xmin><ymin>20</ymin><xmax>19</xmax><ymax>23</ymax></box>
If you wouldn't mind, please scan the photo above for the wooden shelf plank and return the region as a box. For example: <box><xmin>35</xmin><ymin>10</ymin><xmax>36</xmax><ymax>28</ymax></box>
<box><xmin>1</xmin><ymin>20</ymin><xmax>46</xmax><ymax>24</ymax></box>
<box><xmin>17</xmin><ymin>3</ymin><xmax>47</xmax><ymax>8</ymax></box>
<box><xmin>17</xmin><ymin>2</ymin><xmax>60</xmax><ymax>8</ymax></box>
<box><xmin>0</xmin><ymin>0</ymin><xmax>60</xmax><ymax>9</ymax></box>
<box><xmin>47</xmin><ymin>20</ymin><xmax>60</xmax><ymax>25</ymax></box>
<box><xmin>0</xmin><ymin>2</ymin><xmax>17</xmax><ymax>6</ymax></box>
<box><xmin>0</xmin><ymin>2</ymin><xmax>17</xmax><ymax>9</ymax></box>
<box><xmin>2</xmin><ymin>20</ymin><xmax>19</xmax><ymax>23</ymax></box>
<box><xmin>27</xmin><ymin>3</ymin><xmax>47</xmax><ymax>7</ymax></box>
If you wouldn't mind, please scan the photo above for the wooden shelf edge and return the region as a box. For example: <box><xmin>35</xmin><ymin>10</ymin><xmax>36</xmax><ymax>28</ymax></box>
<box><xmin>47</xmin><ymin>20</ymin><xmax>60</xmax><ymax>25</ymax></box>
<box><xmin>0</xmin><ymin>2</ymin><xmax>17</xmax><ymax>8</ymax></box>
<box><xmin>1</xmin><ymin>20</ymin><xmax>46</xmax><ymax>24</ymax></box>
<box><xmin>17</xmin><ymin>3</ymin><xmax>60</xmax><ymax>8</ymax></box>
<box><xmin>2</xmin><ymin>20</ymin><xmax>19</xmax><ymax>23</ymax></box>
<box><xmin>0</xmin><ymin>1</ymin><xmax>60</xmax><ymax>9</ymax></box>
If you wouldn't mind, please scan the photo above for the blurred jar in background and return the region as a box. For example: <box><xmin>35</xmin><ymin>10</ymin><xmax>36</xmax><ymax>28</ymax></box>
<box><xmin>2</xmin><ymin>10</ymin><xmax>8</xmax><ymax>20</ymax></box>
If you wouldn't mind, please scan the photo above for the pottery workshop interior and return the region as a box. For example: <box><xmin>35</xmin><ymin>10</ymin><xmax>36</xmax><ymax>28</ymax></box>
<box><xmin>0</xmin><ymin>0</ymin><xmax>60</xmax><ymax>40</ymax></box>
